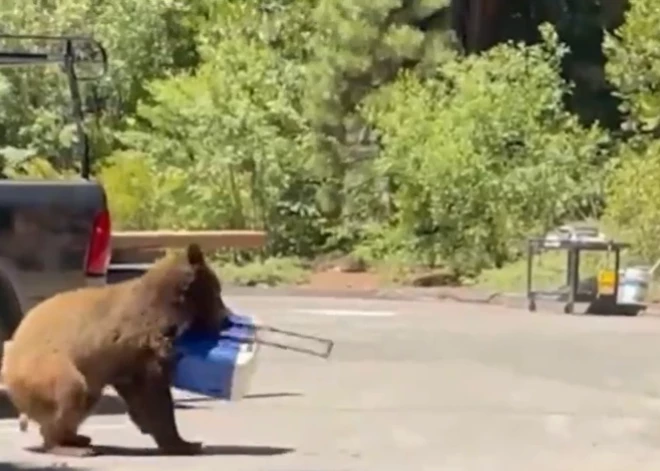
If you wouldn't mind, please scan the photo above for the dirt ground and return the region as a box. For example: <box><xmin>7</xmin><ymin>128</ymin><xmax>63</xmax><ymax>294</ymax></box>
<box><xmin>285</xmin><ymin>268</ymin><xmax>660</xmax><ymax>315</ymax></box>
<box><xmin>297</xmin><ymin>270</ymin><xmax>386</xmax><ymax>291</ymax></box>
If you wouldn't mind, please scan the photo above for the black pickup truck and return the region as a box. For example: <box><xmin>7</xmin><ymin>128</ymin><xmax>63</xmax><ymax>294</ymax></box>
<box><xmin>0</xmin><ymin>181</ymin><xmax>110</xmax><ymax>340</ymax></box>
<box><xmin>0</xmin><ymin>35</ymin><xmax>112</xmax><ymax>347</ymax></box>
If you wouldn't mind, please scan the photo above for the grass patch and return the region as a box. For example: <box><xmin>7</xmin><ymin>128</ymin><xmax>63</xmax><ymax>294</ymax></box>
<box><xmin>476</xmin><ymin>251</ymin><xmax>621</xmax><ymax>293</ymax></box>
<box><xmin>214</xmin><ymin>257</ymin><xmax>310</xmax><ymax>287</ymax></box>
<box><xmin>369</xmin><ymin>259</ymin><xmax>418</xmax><ymax>285</ymax></box>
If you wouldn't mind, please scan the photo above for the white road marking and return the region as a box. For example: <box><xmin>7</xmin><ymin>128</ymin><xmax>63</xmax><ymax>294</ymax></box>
<box><xmin>293</xmin><ymin>308</ymin><xmax>396</xmax><ymax>317</ymax></box>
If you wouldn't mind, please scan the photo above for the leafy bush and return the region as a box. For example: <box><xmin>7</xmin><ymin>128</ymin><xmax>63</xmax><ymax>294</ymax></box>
<box><xmin>1</xmin><ymin>154</ymin><xmax>77</xmax><ymax>179</ymax></box>
<box><xmin>116</xmin><ymin>33</ymin><xmax>329</xmax><ymax>256</ymax></box>
<box><xmin>214</xmin><ymin>257</ymin><xmax>309</xmax><ymax>287</ymax></box>
<box><xmin>603</xmin><ymin>141</ymin><xmax>660</xmax><ymax>262</ymax></box>
<box><xmin>0</xmin><ymin>0</ymin><xmax>201</xmax><ymax>164</ymax></box>
<box><xmin>360</xmin><ymin>27</ymin><xmax>608</xmax><ymax>275</ymax></box>
<box><xmin>2</xmin><ymin>0</ymin><xmax>654</xmax><ymax>285</ymax></box>
<box><xmin>599</xmin><ymin>0</ymin><xmax>660</xmax><ymax>264</ymax></box>
<box><xmin>604</xmin><ymin>0</ymin><xmax>660</xmax><ymax>135</ymax></box>
<box><xmin>96</xmin><ymin>150</ymin><xmax>188</xmax><ymax>230</ymax></box>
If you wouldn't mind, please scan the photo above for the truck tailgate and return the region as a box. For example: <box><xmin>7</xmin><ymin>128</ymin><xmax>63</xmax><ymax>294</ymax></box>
<box><xmin>0</xmin><ymin>179</ymin><xmax>107</xmax><ymax>311</ymax></box>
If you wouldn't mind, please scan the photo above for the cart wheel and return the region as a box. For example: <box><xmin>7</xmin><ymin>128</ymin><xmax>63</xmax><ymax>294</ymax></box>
<box><xmin>528</xmin><ymin>300</ymin><xmax>536</xmax><ymax>312</ymax></box>
<box><xmin>563</xmin><ymin>304</ymin><xmax>573</xmax><ymax>314</ymax></box>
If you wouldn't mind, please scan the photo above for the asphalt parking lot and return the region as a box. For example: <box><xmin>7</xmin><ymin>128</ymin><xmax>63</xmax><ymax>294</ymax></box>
<box><xmin>3</xmin><ymin>293</ymin><xmax>660</xmax><ymax>470</ymax></box>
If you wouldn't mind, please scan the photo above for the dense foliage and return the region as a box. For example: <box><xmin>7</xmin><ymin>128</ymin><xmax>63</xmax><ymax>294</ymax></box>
<box><xmin>602</xmin><ymin>0</ymin><xmax>660</xmax><ymax>262</ymax></box>
<box><xmin>0</xmin><ymin>0</ymin><xmax>658</xmax><ymax>276</ymax></box>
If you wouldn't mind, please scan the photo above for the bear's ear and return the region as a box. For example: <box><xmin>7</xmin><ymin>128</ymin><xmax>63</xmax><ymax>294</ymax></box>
<box><xmin>186</xmin><ymin>243</ymin><xmax>205</xmax><ymax>266</ymax></box>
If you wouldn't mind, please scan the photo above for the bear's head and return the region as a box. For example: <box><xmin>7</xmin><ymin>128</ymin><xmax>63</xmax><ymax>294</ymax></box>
<box><xmin>180</xmin><ymin>243</ymin><xmax>228</xmax><ymax>331</ymax></box>
<box><xmin>144</xmin><ymin>243</ymin><xmax>229</xmax><ymax>333</ymax></box>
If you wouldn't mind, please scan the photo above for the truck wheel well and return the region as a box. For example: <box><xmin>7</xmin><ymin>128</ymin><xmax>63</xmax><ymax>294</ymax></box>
<box><xmin>0</xmin><ymin>273</ymin><xmax>23</xmax><ymax>342</ymax></box>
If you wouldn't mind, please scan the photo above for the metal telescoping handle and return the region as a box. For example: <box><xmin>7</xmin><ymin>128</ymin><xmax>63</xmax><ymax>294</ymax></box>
<box><xmin>228</xmin><ymin>320</ymin><xmax>334</xmax><ymax>359</ymax></box>
<box><xmin>255</xmin><ymin>335</ymin><xmax>334</xmax><ymax>359</ymax></box>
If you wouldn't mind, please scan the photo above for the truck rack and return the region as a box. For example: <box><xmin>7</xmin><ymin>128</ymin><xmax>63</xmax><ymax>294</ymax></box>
<box><xmin>0</xmin><ymin>33</ymin><xmax>108</xmax><ymax>179</ymax></box>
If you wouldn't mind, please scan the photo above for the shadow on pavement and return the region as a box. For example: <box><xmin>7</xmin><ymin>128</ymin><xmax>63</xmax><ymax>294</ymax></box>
<box><xmin>1</xmin><ymin>389</ymin><xmax>304</xmax><ymax>418</ymax></box>
<box><xmin>0</xmin><ymin>463</ymin><xmax>87</xmax><ymax>471</ymax></box>
<box><xmin>25</xmin><ymin>444</ymin><xmax>295</xmax><ymax>458</ymax></box>
<box><xmin>173</xmin><ymin>401</ymin><xmax>210</xmax><ymax>410</ymax></box>
<box><xmin>0</xmin><ymin>389</ymin><xmax>127</xmax><ymax>419</ymax></box>
<box><xmin>244</xmin><ymin>392</ymin><xmax>303</xmax><ymax>400</ymax></box>
<box><xmin>175</xmin><ymin>392</ymin><xmax>303</xmax><ymax>405</ymax></box>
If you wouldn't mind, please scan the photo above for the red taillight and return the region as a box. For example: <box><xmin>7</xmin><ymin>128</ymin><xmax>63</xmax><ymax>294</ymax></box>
<box><xmin>85</xmin><ymin>209</ymin><xmax>111</xmax><ymax>276</ymax></box>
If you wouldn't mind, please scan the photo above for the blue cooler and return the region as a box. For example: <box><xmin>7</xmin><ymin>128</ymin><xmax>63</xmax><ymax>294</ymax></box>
<box><xmin>172</xmin><ymin>313</ymin><xmax>260</xmax><ymax>400</ymax></box>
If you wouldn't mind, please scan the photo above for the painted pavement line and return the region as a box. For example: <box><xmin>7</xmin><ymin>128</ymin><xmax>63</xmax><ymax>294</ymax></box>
<box><xmin>292</xmin><ymin>308</ymin><xmax>396</xmax><ymax>317</ymax></box>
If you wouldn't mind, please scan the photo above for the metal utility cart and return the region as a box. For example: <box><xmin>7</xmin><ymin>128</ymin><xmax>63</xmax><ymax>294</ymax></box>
<box><xmin>526</xmin><ymin>225</ymin><xmax>631</xmax><ymax>314</ymax></box>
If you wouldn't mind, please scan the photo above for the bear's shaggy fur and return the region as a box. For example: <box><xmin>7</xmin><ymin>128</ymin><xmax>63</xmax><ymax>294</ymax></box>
<box><xmin>1</xmin><ymin>243</ymin><xmax>227</xmax><ymax>457</ymax></box>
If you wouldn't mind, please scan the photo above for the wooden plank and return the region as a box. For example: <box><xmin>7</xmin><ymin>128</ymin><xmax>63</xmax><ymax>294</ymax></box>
<box><xmin>111</xmin><ymin>230</ymin><xmax>267</xmax><ymax>250</ymax></box>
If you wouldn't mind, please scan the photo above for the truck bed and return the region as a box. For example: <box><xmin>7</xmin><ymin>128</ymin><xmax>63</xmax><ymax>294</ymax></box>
<box><xmin>0</xmin><ymin>178</ymin><xmax>108</xmax><ymax>341</ymax></box>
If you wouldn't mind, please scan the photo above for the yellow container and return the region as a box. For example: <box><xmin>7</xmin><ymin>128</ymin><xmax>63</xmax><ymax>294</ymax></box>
<box><xmin>597</xmin><ymin>269</ymin><xmax>616</xmax><ymax>295</ymax></box>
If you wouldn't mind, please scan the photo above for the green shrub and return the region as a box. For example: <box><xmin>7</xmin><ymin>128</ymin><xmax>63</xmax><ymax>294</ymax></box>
<box><xmin>601</xmin><ymin>0</ymin><xmax>660</xmax><ymax>266</ymax></box>
<box><xmin>116</xmin><ymin>39</ymin><xmax>329</xmax><ymax>255</ymax></box>
<box><xmin>360</xmin><ymin>27</ymin><xmax>608</xmax><ymax>276</ymax></box>
<box><xmin>604</xmin><ymin>0</ymin><xmax>660</xmax><ymax>135</ymax></box>
<box><xmin>97</xmin><ymin>150</ymin><xmax>155</xmax><ymax>229</ymax></box>
<box><xmin>215</xmin><ymin>257</ymin><xmax>309</xmax><ymax>286</ymax></box>
<box><xmin>97</xmin><ymin>150</ymin><xmax>188</xmax><ymax>230</ymax></box>
<box><xmin>603</xmin><ymin>141</ymin><xmax>660</xmax><ymax>262</ymax></box>
<box><xmin>2</xmin><ymin>155</ymin><xmax>77</xmax><ymax>179</ymax></box>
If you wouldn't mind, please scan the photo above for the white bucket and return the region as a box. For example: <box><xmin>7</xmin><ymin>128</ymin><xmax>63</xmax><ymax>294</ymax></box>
<box><xmin>232</xmin><ymin>334</ymin><xmax>260</xmax><ymax>401</ymax></box>
<box><xmin>617</xmin><ymin>266</ymin><xmax>652</xmax><ymax>305</ymax></box>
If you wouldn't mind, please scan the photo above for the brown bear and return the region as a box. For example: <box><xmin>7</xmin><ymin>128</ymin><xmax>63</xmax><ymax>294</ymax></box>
<box><xmin>1</xmin><ymin>243</ymin><xmax>227</xmax><ymax>457</ymax></box>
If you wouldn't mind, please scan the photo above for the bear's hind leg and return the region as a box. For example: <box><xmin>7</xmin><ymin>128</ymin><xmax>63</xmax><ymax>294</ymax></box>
<box><xmin>38</xmin><ymin>358</ymin><xmax>97</xmax><ymax>457</ymax></box>
<box><xmin>57</xmin><ymin>390</ymin><xmax>101</xmax><ymax>448</ymax></box>
<box><xmin>40</xmin><ymin>424</ymin><xmax>95</xmax><ymax>457</ymax></box>
<box><xmin>46</xmin><ymin>392</ymin><xmax>100</xmax><ymax>449</ymax></box>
